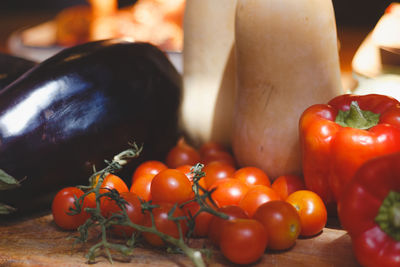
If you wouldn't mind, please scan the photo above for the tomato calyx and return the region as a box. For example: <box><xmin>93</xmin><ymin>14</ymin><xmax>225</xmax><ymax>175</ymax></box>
<box><xmin>335</xmin><ymin>101</ymin><xmax>380</xmax><ymax>130</ymax></box>
<box><xmin>375</xmin><ymin>190</ymin><xmax>400</xmax><ymax>241</ymax></box>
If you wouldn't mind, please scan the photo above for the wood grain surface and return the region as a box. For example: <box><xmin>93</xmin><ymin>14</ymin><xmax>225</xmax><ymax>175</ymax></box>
<box><xmin>0</xmin><ymin>214</ymin><xmax>360</xmax><ymax>267</ymax></box>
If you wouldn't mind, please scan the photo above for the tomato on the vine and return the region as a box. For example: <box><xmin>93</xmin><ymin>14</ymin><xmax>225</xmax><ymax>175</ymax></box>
<box><xmin>233</xmin><ymin>166</ymin><xmax>271</xmax><ymax>187</ymax></box>
<box><xmin>209</xmin><ymin>178</ymin><xmax>249</xmax><ymax>207</ymax></box>
<box><xmin>219</xmin><ymin>219</ymin><xmax>268</xmax><ymax>265</ymax></box>
<box><xmin>182</xmin><ymin>201</ymin><xmax>214</xmax><ymax>237</ymax></box>
<box><xmin>239</xmin><ymin>185</ymin><xmax>281</xmax><ymax>217</ymax></box>
<box><xmin>150</xmin><ymin>169</ymin><xmax>193</xmax><ymax>204</ymax></box>
<box><xmin>271</xmin><ymin>175</ymin><xmax>305</xmax><ymax>200</ymax></box>
<box><xmin>142</xmin><ymin>203</ymin><xmax>188</xmax><ymax>247</ymax></box>
<box><xmin>286</xmin><ymin>190</ymin><xmax>327</xmax><ymax>237</ymax></box>
<box><xmin>202</xmin><ymin>161</ymin><xmax>236</xmax><ymax>189</ymax></box>
<box><xmin>253</xmin><ymin>200</ymin><xmax>301</xmax><ymax>250</ymax></box>
<box><xmin>130</xmin><ymin>173</ymin><xmax>154</xmax><ymax>202</ymax></box>
<box><xmin>131</xmin><ymin>160</ymin><xmax>167</xmax><ymax>184</ymax></box>
<box><xmin>165</xmin><ymin>139</ymin><xmax>201</xmax><ymax>168</ymax></box>
<box><xmin>52</xmin><ymin>187</ymin><xmax>90</xmax><ymax>230</ymax></box>
<box><xmin>104</xmin><ymin>192</ymin><xmax>145</xmax><ymax>237</ymax></box>
<box><xmin>208</xmin><ymin>205</ymin><xmax>249</xmax><ymax>246</ymax></box>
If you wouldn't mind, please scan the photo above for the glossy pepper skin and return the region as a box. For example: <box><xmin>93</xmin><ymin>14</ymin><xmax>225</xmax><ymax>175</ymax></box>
<box><xmin>338</xmin><ymin>152</ymin><xmax>400</xmax><ymax>267</ymax></box>
<box><xmin>299</xmin><ymin>94</ymin><xmax>400</xmax><ymax>210</ymax></box>
<box><xmin>0</xmin><ymin>53</ymin><xmax>36</xmax><ymax>90</ymax></box>
<box><xmin>0</xmin><ymin>40</ymin><xmax>181</xmax><ymax>215</ymax></box>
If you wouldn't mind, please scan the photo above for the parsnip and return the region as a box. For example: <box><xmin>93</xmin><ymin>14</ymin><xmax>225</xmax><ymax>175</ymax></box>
<box><xmin>233</xmin><ymin>0</ymin><xmax>343</xmax><ymax>179</ymax></box>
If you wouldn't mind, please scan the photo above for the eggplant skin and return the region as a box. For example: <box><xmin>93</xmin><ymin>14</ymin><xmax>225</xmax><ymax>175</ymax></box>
<box><xmin>0</xmin><ymin>40</ymin><xmax>182</xmax><ymax>215</ymax></box>
<box><xmin>0</xmin><ymin>53</ymin><xmax>36</xmax><ymax>90</ymax></box>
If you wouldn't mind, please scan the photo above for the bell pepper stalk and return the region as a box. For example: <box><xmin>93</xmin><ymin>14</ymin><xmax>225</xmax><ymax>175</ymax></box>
<box><xmin>338</xmin><ymin>152</ymin><xmax>400</xmax><ymax>267</ymax></box>
<box><xmin>299</xmin><ymin>94</ymin><xmax>400</xmax><ymax>211</ymax></box>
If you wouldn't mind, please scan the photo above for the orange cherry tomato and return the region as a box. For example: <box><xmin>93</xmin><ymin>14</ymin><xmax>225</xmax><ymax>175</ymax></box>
<box><xmin>209</xmin><ymin>178</ymin><xmax>249</xmax><ymax>208</ymax></box>
<box><xmin>165</xmin><ymin>139</ymin><xmax>201</xmax><ymax>168</ymax></box>
<box><xmin>233</xmin><ymin>166</ymin><xmax>271</xmax><ymax>187</ymax></box>
<box><xmin>253</xmin><ymin>200</ymin><xmax>301</xmax><ymax>250</ymax></box>
<box><xmin>286</xmin><ymin>190</ymin><xmax>327</xmax><ymax>237</ymax></box>
<box><xmin>239</xmin><ymin>185</ymin><xmax>281</xmax><ymax>217</ymax></box>
<box><xmin>150</xmin><ymin>169</ymin><xmax>193</xmax><ymax>204</ymax></box>
<box><xmin>131</xmin><ymin>160</ymin><xmax>167</xmax><ymax>184</ymax></box>
<box><xmin>130</xmin><ymin>173</ymin><xmax>154</xmax><ymax>202</ymax></box>
<box><xmin>203</xmin><ymin>161</ymin><xmax>236</xmax><ymax>189</ymax></box>
<box><xmin>182</xmin><ymin>201</ymin><xmax>214</xmax><ymax>237</ymax></box>
<box><xmin>271</xmin><ymin>175</ymin><xmax>306</xmax><ymax>200</ymax></box>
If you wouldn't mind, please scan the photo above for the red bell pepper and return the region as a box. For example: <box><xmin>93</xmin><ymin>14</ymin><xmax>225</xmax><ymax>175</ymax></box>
<box><xmin>299</xmin><ymin>94</ymin><xmax>400</xmax><ymax>211</ymax></box>
<box><xmin>338</xmin><ymin>152</ymin><xmax>400</xmax><ymax>267</ymax></box>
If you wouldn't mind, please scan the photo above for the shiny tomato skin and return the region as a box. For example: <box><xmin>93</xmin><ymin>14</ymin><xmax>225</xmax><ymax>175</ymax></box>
<box><xmin>253</xmin><ymin>200</ymin><xmax>301</xmax><ymax>250</ymax></box>
<box><xmin>165</xmin><ymin>139</ymin><xmax>201</xmax><ymax>169</ymax></box>
<box><xmin>203</xmin><ymin>161</ymin><xmax>236</xmax><ymax>189</ymax></box>
<box><xmin>130</xmin><ymin>173</ymin><xmax>154</xmax><ymax>202</ymax></box>
<box><xmin>220</xmin><ymin>219</ymin><xmax>268</xmax><ymax>265</ymax></box>
<box><xmin>52</xmin><ymin>187</ymin><xmax>89</xmax><ymax>230</ymax></box>
<box><xmin>233</xmin><ymin>166</ymin><xmax>271</xmax><ymax>187</ymax></box>
<box><xmin>176</xmin><ymin>164</ymin><xmax>207</xmax><ymax>191</ymax></box>
<box><xmin>208</xmin><ymin>205</ymin><xmax>249</xmax><ymax>246</ymax></box>
<box><xmin>209</xmin><ymin>178</ymin><xmax>249</xmax><ymax>208</ymax></box>
<box><xmin>105</xmin><ymin>192</ymin><xmax>145</xmax><ymax>237</ymax></box>
<box><xmin>150</xmin><ymin>169</ymin><xmax>193</xmax><ymax>204</ymax></box>
<box><xmin>271</xmin><ymin>175</ymin><xmax>306</xmax><ymax>200</ymax></box>
<box><xmin>131</xmin><ymin>160</ymin><xmax>167</xmax><ymax>184</ymax></box>
<box><xmin>202</xmin><ymin>150</ymin><xmax>236</xmax><ymax>167</ymax></box>
<box><xmin>142</xmin><ymin>203</ymin><xmax>188</xmax><ymax>247</ymax></box>
<box><xmin>182</xmin><ymin>201</ymin><xmax>214</xmax><ymax>237</ymax></box>
<box><xmin>199</xmin><ymin>141</ymin><xmax>226</xmax><ymax>157</ymax></box>
<box><xmin>286</xmin><ymin>190</ymin><xmax>327</xmax><ymax>237</ymax></box>
<box><xmin>239</xmin><ymin>185</ymin><xmax>281</xmax><ymax>217</ymax></box>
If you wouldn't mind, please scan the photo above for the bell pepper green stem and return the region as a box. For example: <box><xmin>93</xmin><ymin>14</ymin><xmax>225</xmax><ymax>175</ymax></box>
<box><xmin>335</xmin><ymin>101</ymin><xmax>380</xmax><ymax>130</ymax></box>
<box><xmin>375</xmin><ymin>191</ymin><xmax>400</xmax><ymax>241</ymax></box>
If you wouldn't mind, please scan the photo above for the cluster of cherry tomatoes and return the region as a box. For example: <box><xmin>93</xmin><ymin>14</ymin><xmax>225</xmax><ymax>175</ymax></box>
<box><xmin>51</xmin><ymin>138</ymin><xmax>328</xmax><ymax>265</ymax></box>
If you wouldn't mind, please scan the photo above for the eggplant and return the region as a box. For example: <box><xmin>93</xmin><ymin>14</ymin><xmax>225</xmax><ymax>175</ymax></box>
<box><xmin>0</xmin><ymin>40</ymin><xmax>181</xmax><ymax>215</ymax></box>
<box><xmin>0</xmin><ymin>53</ymin><xmax>36</xmax><ymax>90</ymax></box>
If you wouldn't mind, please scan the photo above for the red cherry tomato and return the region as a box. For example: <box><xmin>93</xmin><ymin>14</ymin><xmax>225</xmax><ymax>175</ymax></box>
<box><xmin>104</xmin><ymin>192</ymin><xmax>145</xmax><ymax>237</ymax></box>
<box><xmin>142</xmin><ymin>203</ymin><xmax>188</xmax><ymax>247</ymax></box>
<box><xmin>131</xmin><ymin>160</ymin><xmax>167</xmax><ymax>184</ymax></box>
<box><xmin>253</xmin><ymin>200</ymin><xmax>301</xmax><ymax>250</ymax></box>
<box><xmin>165</xmin><ymin>139</ymin><xmax>201</xmax><ymax>168</ymax></box>
<box><xmin>150</xmin><ymin>169</ymin><xmax>193</xmax><ymax>204</ymax></box>
<box><xmin>176</xmin><ymin>164</ymin><xmax>207</xmax><ymax>191</ymax></box>
<box><xmin>52</xmin><ymin>187</ymin><xmax>90</xmax><ymax>230</ymax></box>
<box><xmin>220</xmin><ymin>219</ymin><xmax>268</xmax><ymax>265</ymax></box>
<box><xmin>208</xmin><ymin>205</ymin><xmax>249</xmax><ymax>246</ymax></box>
<box><xmin>182</xmin><ymin>201</ymin><xmax>214</xmax><ymax>237</ymax></box>
<box><xmin>203</xmin><ymin>161</ymin><xmax>236</xmax><ymax>189</ymax></box>
<box><xmin>199</xmin><ymin>141</ymin><xmax>226</xmax><ymax>157</ymax></box>
<box><xmin>202</xmin><ymin>150</ymin><xmax>236</xmax><ymax>167</ymax></box>
<box><xmin>130</xmin><ymin>173</ymin><xmax>154</xmax><ymax>202</ymax></box>
<box><xmin>239</xmin><ymin>185</ymin><xmax>281</xmax><ymax>217</ymax></box>
<box><xmin>209</xmin><ymin>178</ymin><xmax>249</xmax><ymax>208</ymax></box>
<box><xmin>286</xmin><ymin>190</ymin><xmax>327</xmax><ymax>237</ymax></box>
<box><xmin>271</xmin><ymin>175</ymin><xmax>305</xmax><ymax>200</ymax></box>
<box><xmin>233</xmin><ymin>166</ymin><xmax>271</xmax><ymax>187</ymax></box>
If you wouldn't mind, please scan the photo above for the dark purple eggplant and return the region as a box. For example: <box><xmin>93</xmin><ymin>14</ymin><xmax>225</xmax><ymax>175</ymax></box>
<box><xmin>0</xmin><ymin>39</ymin><xmax>181</xmax><ymax>215</ymax></box>
<box><xmin>0</xmin><ymin>53</ymin><xmax>36</xmax><ymax>90</ymax></box>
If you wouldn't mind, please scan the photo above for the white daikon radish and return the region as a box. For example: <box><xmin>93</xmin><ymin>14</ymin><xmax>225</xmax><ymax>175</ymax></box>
<box><xmin>180</xmin><ymin>0</ymin><xmax>237</xmax><ymax>147</ymax></box>
<box><xmin>233</xmin><ymin>0</ymin><xmax>343</xmax><ymax>179</ymax></box>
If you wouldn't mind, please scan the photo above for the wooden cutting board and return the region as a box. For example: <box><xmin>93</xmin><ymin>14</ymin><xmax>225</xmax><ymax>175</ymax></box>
<box><xmin>0</xmin><ymin>213</ymin><xmax>360</xmax><ymax>266</ymax></box>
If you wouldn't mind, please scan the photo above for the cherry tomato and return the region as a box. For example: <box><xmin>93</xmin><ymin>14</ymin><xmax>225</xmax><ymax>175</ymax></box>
<box><xmin>199</xmin><ymin>141</ymin><xmax>226</xmax><ymax>157</ymax></box>
<box><xmin>130</xmin><ymin>173</ymin><xmax>154</xmax><ymax>202</ymax></box>
<box><xmin>220</xmin><ymin>219</ymin><xmax>268</xmax><ymax>265</ymax></box>
<box><xmin>286</xmin><ymin>190</ymin><xmax>327</xmax><ymax>237</ymax></box>
<box><xmin>86</xmin><ymin>174</ymin><xmax>129</xmax><ymax>217</ymax></box>
<box><xmin>238</xmin><ymin>185</ymin><xmax>281</xmax><ymax>217</ymax></box>
<box><xmin>203</xmin><ymin>161</ymin><xmax>236</xmax><ymax>189</ymax></box>
<box><xmin>150</xmin><ymin>169</ymin><xmax>193</xmax><ymax>204</ymax></box>
<box><xmin>52</xmin><ymin>187</ymin><xmax>89</xmax><ymax>230</ymax></box>
<box><xmin>165</xmin><ymin>139</ymin><xmax>201</xmax><ymax>168</ymax></box>
<box><xmin>131</xmin><ymin>160</ymin><xmax>167</xmax><ymax>184</ymax></box>
<box><xmin>208</xmin><ymin>205</ymin><xmax>249</xmax><ymax>246</ymax></box>
<box><xmin>202</xmin><ymin>150</ymin><xmax>236</xmax><ymax>167</ymax></box>
<box><xmin>209</xmin><ymin>178</ymin><xmax>249</xmax><ymax>208</ymax></box>
<box><xmin>182</xmin><ymin>201</ymin><xmax>214</xmax><ymax>237</ymax></box>
<box><xmin>142</xmin><ymin>203</ymin><xmax>188</xmax><ymax>247</ymax></box>
<box><xmin>176</xmin><ymin>165</ymin><xmax>207</xmax><ymax>192</ymax></box>
<box><xmin>253</xmin><ymin>200</ymin><xmax>301</xmax><ymax>250</ymax></box>
<box><xmin>271</xmin><ymin>175</ymin><xmax>306</xmax><ymax>200</ymax></box>
<box><xmin>233</xmin><ymin>166</ymin><xmax>271</xmax><ymax>187</ymax></box>
<box><xmin>105</xmin><ymin>192</ymin><xmax>145</xmax><ymax>238</ymax></box>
